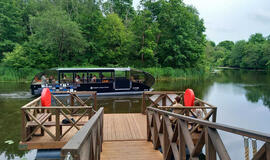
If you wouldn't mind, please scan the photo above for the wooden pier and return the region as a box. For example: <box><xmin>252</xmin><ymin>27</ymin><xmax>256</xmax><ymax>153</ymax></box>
<box><xmin>20</xmin><ymin>91</ymin><xmax>270</xmax><ymax>160</ymax></box>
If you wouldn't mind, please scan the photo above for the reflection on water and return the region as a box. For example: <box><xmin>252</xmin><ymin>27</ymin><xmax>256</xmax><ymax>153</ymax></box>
<box><xmin>0</xmin><ymin>69</ymin><xmax>270</xmax><ymax>159</ymax></box>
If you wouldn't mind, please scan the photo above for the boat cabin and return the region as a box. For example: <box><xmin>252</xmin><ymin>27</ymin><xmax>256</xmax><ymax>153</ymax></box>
<box><xmin>31</xmin><ymin>68</ymin><xmax>155</xmax><ymax>96</ymax></box>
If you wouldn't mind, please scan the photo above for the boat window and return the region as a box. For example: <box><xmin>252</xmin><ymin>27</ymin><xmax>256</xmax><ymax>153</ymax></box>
<box><xmin>60</xmin><ymin>73</ymin><xmax>74</xmax><ymax>84</ymax></box>
<box><xmin>130</xmin><ymin>69</ymin><xmax>155</xmax><ymax>87</ymax></box>
<box><xmin>115</xmin><ymin>71</ymin><xmax>129</xmax><ymax>79</ymax></box>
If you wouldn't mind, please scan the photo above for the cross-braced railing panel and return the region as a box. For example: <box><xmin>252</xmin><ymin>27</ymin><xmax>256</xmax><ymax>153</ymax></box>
<box><xmin>21</xmin><ymin>92</ymin><xmax>97</xmax><ymax>142</ymax></box>
<box><xmin>147</xmin><ymin>107</ymin><xmax>270</xmax><ymax>160</ymax></box>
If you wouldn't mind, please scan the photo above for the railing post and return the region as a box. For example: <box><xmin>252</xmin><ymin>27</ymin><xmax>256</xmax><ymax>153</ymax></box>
<box><xmin>147</xmin><ymin>110</ymin><xmax>151</xmax><ymax>141</ymax></box>
<box><xmin>141</xmin><ymin>92</ymin><xmax>146</xmax><ymax>114</ymax></box>
<box><xmin>266</xmin><ymin>143</ymin><xmax>270</xmax><ymax>160</ymax></box>
<box><xmin>205</xmin><ymin>127</ymin><xmax>216</xmax><ymax>160</ymax></box>
<box><xmin>178</xmin><ymin>120</ymin><xmax>186</xmax><ymax>160</ymax></box>
<box><xmin>56</xmin><ymin>109</ymin><xmax>61</xmax><ymax>141</ymax></box>
<box><xmin>93</xmin><ymin>92</ymin><xmax>97</xmax><ymax>111</ymax></box>
<box><xmin>212</xmin><ymin>108</ymin><xmax>217</xmax><ymax>122</ymax></box>
<box><xmin>21</xmin><ymin>109</ymin><xmax>27</xmax><ymax>142</ymax></box>
<box><xmin>162</xmin><ymin>94</ymin><xmax>166</xmax><ymax>106</ymax></box>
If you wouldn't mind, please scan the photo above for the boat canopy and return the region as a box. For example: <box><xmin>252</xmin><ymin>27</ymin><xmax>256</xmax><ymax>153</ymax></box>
<box><xmin>31</xmin><ymin>68</ymin><xmax>155</xmax><ymax>87</ymax></box>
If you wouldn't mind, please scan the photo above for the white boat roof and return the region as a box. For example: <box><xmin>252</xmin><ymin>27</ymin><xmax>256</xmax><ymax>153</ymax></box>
<box><xmin>56</xmin><ymin>67</ymin><xmax>131</xmax><ymax>72</ymax></box>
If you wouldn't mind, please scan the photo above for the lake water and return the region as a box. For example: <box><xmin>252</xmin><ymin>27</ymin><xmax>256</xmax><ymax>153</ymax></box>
<box><xmin>0</xmin><ymin>69</ymin><xmax>270</xmax><ymax>159</ymax></box>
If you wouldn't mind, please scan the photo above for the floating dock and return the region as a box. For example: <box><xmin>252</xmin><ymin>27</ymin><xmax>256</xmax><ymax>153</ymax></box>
<box><xmin>19</xmin><ymin>91</ymin><xmax>270</xmax><ymax>160</ymax></box>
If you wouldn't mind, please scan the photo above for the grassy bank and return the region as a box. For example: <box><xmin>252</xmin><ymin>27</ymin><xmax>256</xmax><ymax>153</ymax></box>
<box><xmin>0</xmin><ymin>66</ymin><xmax>209</xmax><ymax>82</ymax></box>
<box><xmin>0</xmin><ymin>66</ymin><xmax>41</xmax><ymax>82</ymax></box>
<box><xmin>143</xmin><ymin>67</ymin><xmax>208</xmax><ymax>80</ymax></box>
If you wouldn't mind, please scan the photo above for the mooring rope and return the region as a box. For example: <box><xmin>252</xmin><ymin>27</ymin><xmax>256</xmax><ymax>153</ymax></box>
<box><xmin>252</xmin><ymin>139</ymin><xmax>257</xmax><ymax>157</ymax></box>
<box><xmin>244</xmin><ymin>137</ymin><xmax>249</xmax><ymax>160</ymax></box>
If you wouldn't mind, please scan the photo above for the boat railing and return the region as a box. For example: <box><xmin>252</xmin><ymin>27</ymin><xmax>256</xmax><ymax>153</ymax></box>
<box><xmin>61</xmin><ymin>107</ymin><xmax>104</xmax><ymax>160</ymax></box>
<box><xmin>21</xmin><ymin>92</ymin><xmax>96</xmax><ymax>142</ymax></box>
<box><xmin>147</xmin><ymin>107</ymin><xmax>270</xmax><ymax>160</ymax></box>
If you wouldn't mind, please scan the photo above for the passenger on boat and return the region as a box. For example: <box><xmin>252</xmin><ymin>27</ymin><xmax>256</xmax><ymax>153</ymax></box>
<box><xmin>82</xmin><ymin>74</ymin><xmax>85</xmax><ymax>83</ymax></box>
<box><xmin>99</xmin><ymin>73</ymin><xmax>104</xmax><ymax>80</ymax></box>
<box><xmin>91</xmin><ymin>75</ymin><xmax>97</xmax><ymax>82</ymax></box>
<box><xmin>63</xmin><ymin>75</ymin><xmax>67</xmax><ymax>83</ymax></box>
<box><xmin>41</xmin><ymin>74</ymin><xmax>48</xmax><ymax>85</ymax></box>
<box><xmin>34</xmin><ymin>76</ymin><xmax>41</xmax><ymax>83</ymax></box>
<box><xmin>49</xmin><ymin>76</ymin><xmax>55</xmax><ymax>84</ymax></box>
<box><xmin>75</xmin><ymin>75</ymin><xmax>81</xmax><ymax>84</ymax></box>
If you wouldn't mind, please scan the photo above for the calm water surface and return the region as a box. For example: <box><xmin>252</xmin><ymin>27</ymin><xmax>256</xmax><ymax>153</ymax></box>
<box><xmin>0</xmin><ymin>69</ymin><xmax>270</xmax><ymax>159</ymax></box>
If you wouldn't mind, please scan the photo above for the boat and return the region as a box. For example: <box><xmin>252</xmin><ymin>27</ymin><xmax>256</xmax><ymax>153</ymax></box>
<box><xmin>30</xmin><ymin>67</ymin><xmax>155</xmax><ymax>96</ymax></box>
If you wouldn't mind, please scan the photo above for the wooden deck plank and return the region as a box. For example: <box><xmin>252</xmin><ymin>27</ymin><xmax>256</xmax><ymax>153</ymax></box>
<box><xmin>103</xmin><ymin>113</ymin><xmax>147</xmax><ymax>141</ymax></box>
<box><xmin>21</xmin><ymin>113</ymin><xmax>148</xmax><ymax>149</ymax></box>
<box><xmin>101</xmin><ymin>141</ymin><xmax>163</xmax><ymax>160</ymax></box>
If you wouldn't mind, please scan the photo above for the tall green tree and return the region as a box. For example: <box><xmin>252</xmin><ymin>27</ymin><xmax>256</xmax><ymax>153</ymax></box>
<box><xmin>30</xmin><ymin>7</ymin><xmax>86</xmax><ymax>65</ymax></box>
<box><xmin>142</xmin><ymin>0</ymin><xmax>206</xmax><ymax>68</ymax></box>
<box><xmin>0</xmin><ymin>0</ymin><xmax>25</xmax><ymax>59</ymax></box>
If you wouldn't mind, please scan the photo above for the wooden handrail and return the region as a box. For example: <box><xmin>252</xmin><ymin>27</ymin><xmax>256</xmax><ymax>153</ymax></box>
<box><xmin>147</xmin><ymin>107</ymin><xmax>270</xmax><ymax>160</ymax></box>
<box><xmin>61</xmin><ymin>107</ymin><xmax>104</xmax><ymax>160</ymax></box>
<box><xmin>147</xmin><ymin>107</ymin><xmax>270</xmax><ymax>142</ymax></box>
<box><xmin>22</xmin><ymin>106</ymin><xmax>92</xmax><ymax>109</ymax></box>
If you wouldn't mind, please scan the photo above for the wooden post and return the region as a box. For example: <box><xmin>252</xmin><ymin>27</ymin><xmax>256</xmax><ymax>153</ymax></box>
<box><xmin>205</xmin><ymin>127</ymin><xmax>216</xmax><ymax>160</ymax></box>
<box><xmin>212</xmin><ymin>108</ymin><xmax>217</xmax><ymax>122</ymax></box>
<box><xmin>56</xmin><ymin>109</ymin><xmax>61</xmax><ymax>141</ymax></box>
<box><xmin>162</xmin><ymin>94</ymin><xmax>166</xmax><ymax>106</ymax></box>
<box><xmin>21</xmin><ymin>109</ymin><xmax>27</xmax><ymax>142</ymax></box>
<box><xmin>147</xmin><ymin>111</ymin><xmax>151</xmax><ymax>141</ymax></box>
<box><xmin>70</xmin><ymin>94</ymin><xmax>74</xmax><ymax>115</ymax></box>
<box><xmin>141</xmin><ymin>93</ymin><xmax>146</xmax><ymax>114</ymax></box>
<box><xmin>178</xmin><ymin>120</ymin><xmax>186</xmax><ymax>160</ymax></box>
<box><xmin>266</xmin><ymin>143</ymin><xmax>270</xmax><ymax>160</ymax></box>
<box><xmin>93</xmin><ymin>92</ymin><xmax>97</xmax><ymax>111</ymax></box>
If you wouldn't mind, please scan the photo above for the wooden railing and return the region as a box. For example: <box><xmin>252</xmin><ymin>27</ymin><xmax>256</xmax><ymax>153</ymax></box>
<box><xmin>142</xmin><ymin>91</ymin><xmax>216</xmax><ymax>117</ymax></box>
<box><xmin>147</xmin><ymin>107</ymin><xmax>270</xmax><ymax>160</ymax></box>
<box><xmin>21</xmin><ymin>92</ymin><xmax>96</xmax><ymax>142</ymax></box>
<box><xmin>61</xmin><ymin>107</ymin><xmax>104</xmax><ymax>160</ymax></box>
<box><xmin>53</xmin><ymin>91</ymin><xmax>97</xmax><ymax>110</ymax></box>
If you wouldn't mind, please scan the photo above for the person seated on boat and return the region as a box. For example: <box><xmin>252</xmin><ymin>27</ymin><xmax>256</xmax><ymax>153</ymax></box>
<box><xmin>34</xmin><ymin>76</ymin><xmax>41</xmax><ymax>83</ymax></box>
<box><xmin>82</xmin><ymin>74</ymin><xmax>85</xmax><ymax>83</ymax></box>
<box><xmin>99</xmin><ymin>73</ymin><xmax>104</xmax><ymax>80</ymax></box>
<box><xmin>49</xmin><ymin>76</ymin><xmax>56</xmax><ymax>84</ymax></box>
<box><xmin>41</xmin><ymin>74</ymin><xmax>48</xmax><ymax>85</ymax></box>
<box><xmin>91</xmin><ymin>75</ymin><xmax>97</xmax><ymax>82</ymax></box>
<box><xmin>63</xmin><ymin>74</ymin><xmax>67</xmax><ymax>83</ymax></box>
<box><xmin>130</xmin><ymin>76</ymin><xmax>136</xmax><ymax>82</ymax></box>
<box><xmin>88</xmin><ymin>74</ymin><xmax>93</xmax><ymax>83</ymax></box>
<box><xmin>75</xmin><ymin>75</ymin><xmax>81</xmax><ymax>84</ymax></box>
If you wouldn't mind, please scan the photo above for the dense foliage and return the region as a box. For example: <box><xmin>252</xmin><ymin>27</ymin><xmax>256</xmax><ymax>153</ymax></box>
<box><xmin>0</xmin><ymin>0</ymin><xmax>206</xmax><ymax>71</ymax></box>
<box><xmin>206</xmin><ymin>33</ymin><xmax>270</xmax><ymax>69</ymax></box>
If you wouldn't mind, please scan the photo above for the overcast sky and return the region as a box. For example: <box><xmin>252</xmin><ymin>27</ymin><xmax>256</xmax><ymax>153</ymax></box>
<box><xmin>133</xmin><ymin>0</ymin><xmax>270</xmax><ymax>43</ymax></box>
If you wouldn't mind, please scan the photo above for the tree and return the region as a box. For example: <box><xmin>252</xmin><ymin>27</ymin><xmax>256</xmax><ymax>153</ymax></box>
<box><xmin>130</xmin><ymin>10</ymin><xmax>160</xmax><ymax>67</ymax></box>
<box><xmin>142</xmin><ymin>0</ymin><xmax>206</xmax><ymax>68</ymax></box>
<box><xmin>30</xmin><ymin>7</ymin><xmax>86</xmax><ymax>65</ymax></box>
<box><xmin>217</xmin><ymin>40</ymin><xmax>234</xmax><ymax>51</ymax></box>
<box><xmin>94</xmin><ymin>13</ymin><xmax>133</xmax><ymax>66</ymax></box>
<box><xmin>0</xmin><ymin>0</ymin><xmax>25</xmax><ymax>59</ymax></box>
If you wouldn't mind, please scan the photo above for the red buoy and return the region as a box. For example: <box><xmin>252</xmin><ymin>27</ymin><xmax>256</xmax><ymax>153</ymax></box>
<box><xmin>41</xmin><ymin>88</ymin><xmax>51</xmax><ymax>107</ymax></box>
<box><xmin>184</xmin><ymin>89</ymin><xmax>195</xmax><ymax>106</ymax></box>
